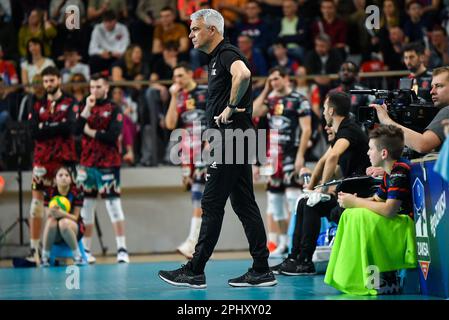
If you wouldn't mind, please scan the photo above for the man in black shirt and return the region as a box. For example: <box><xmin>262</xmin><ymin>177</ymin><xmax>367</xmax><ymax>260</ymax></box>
<box><xmin>271</xmin><ymin>92</ymin><xmax>370</xmax><ymax>275</ymax></box>
<box><xmin>159</xmin><ymin>9</ymin><xmax>276</xmax><ymax>289</ymax></box>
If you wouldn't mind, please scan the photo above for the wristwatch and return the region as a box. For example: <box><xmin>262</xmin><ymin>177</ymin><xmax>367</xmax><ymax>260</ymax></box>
<box><xmin>227</xmin><ymin>103</ymin><xmax>238</xmax><ymax>109</ymax></box>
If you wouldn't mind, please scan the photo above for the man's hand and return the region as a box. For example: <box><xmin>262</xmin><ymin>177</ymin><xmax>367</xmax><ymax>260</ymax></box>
<box><xmin>169</xmin><ymin>83</ymin><xmax>182</xmax><ymax>96</ymax></box>
<box><xmin>338</xmin><ymin>191</ymin><xmax>358</xmax><ymax>208</ymax></box>
<box><xmin>366</xmin><ymin>166</ymin><xmax>385</xmax><ymax>177</ymax></box>
<box><xmin>371</xmin><ymin>103</ymin><xmax>394</xmax><ymax>125</ymax></box>
<box><xmin>214</xmin><ymin>106</ymin><xmax>245</xmax><ymax>127</ymax></box>
<box><xmin>83</xmin><ymin>123</ymin><xmax>96</xmax><ymax>138</ymax></box>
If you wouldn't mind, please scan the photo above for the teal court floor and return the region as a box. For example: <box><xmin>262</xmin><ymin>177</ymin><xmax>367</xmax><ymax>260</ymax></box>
<box><xmin>0</xmin><ymin>259</ymin><xmax>443</xmax><ymax>300</ymax></box>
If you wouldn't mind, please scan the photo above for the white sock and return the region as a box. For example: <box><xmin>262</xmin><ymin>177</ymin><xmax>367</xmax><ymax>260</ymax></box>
<box><xmin>268</xmin><ymin>232</ymin><xmax>277</xmax><ymax>244</ymax></box>
<box><xmin>72</xmin><ymin>248</ymin><xmax>81</xmax><ymax>259</ymax></box>
<box><xmin>30</xmin><ymin>239</ymin><xmax>40</xmax><ymax>250</ymax></box>
<box><xmin>278</xmin><ymin>234</ymin><xmax>288</xmax><ymax>248</ymax></box>
<box><xmin>42</xmin><ymin>250</ymin><xmax>50</xmax><ymax>259</ymax></box>
<box><xmin>83</xmin><ymin>237</ymin><xmax>92</xmax><ymax>251</ymax></box>
<box><xmin>116</xmin><ymin>236</ymin><xmax>126</xmax><ymax>250</ymax></box>
<box><xmin>188</xmin><ymin>217</ymin><xmax>202</xmax><ymax>241</ymax></box>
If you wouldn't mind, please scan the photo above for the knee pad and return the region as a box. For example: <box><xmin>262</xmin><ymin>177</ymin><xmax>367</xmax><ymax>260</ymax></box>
<box><xmin>81</xmin><ymin>198</ymin><xmax>97</xmax><ymax>225</ymax></box>
<box><xmin>191</xmin><ymin>183</ymin><xmax>204</xmax><ymax>209</ymax></box>
<box><xmin>286</xmin><ymin>188</ymin><xmax>303</xmax><ymax>214</ymax></box>
<box><xmin>267</xmin><ymin>192</ymin><xmax>287</xmax><ymax>222</ymax></box>
<box><xmin>105</xmin><ymin>198</ymin><xmax>125</xmax><ymax>223</ymax></box>
<box><xmin>29</xmin><ymin>198</ymin><xmax>44</xmax><ymax>218</ymax></box>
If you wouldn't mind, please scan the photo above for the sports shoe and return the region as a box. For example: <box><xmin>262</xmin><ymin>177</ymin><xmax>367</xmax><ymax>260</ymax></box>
<box><xmin>177</xmin><ymin>238</ymin><xmax>196</xmax><ymax>259</ymax></box>
<box><xmin>117</xmin><ymin>247</ymin><xmax>130</xmax><ymax>263</ymax></box>
<box><xmin>270</xmin><ymin>257</ymin><xmax>298</xmax><ymax>275</ymax></box>
<box><xmin>27</xmin><ymin>247</ymin><xmax>41</xmax><ymax>265</ymax></box>
<box><xmin>40</xmin><ymin>256</ymin><xmax>50</xmax><ymax>267</ymax></box>
<box><xmin>73</xmin><ymin>255</ymin><xmax>87</xmax><ymax>266</ymax></box>
<box><xmin>377</xmin><ymin>271</ymin><xmax>401</xmax><ymax>295</ymax></box>
<box><xmin>280</xmin><ymin>259</ymin><xmax>316</xmax><ymax>276</ymax></box>
<box><xmin>269</xmin><ymin>245</ymin><xmax>289</xmax><ymax>259</ymax></box>
<box><xmin>84</xmin><ymin>249</ymin><xmax>96</xmax><ymax>264</ymax></box>
<box><xmin>267</xmin><ymin>241</ymin><xmax>277</xmax><ymax>253</ymax></box>
<box><xmin>159</xmin><ymin>264</ymin><xmax>207</xmax><ymax>289</ymax></box>
<box><xmin>228</xmin><ymin>268</ymin><xmax>277</xmax><ymax>287</ymax></box>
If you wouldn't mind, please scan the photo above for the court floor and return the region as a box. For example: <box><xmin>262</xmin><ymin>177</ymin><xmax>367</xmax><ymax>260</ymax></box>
<box><xmin>0</xmin><ymin>257</ymin><xmax>442</xmax><ymax>300</ymax></box>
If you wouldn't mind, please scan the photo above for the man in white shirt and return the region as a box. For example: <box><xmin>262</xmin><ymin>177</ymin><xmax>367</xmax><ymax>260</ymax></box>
<box><xmin>88</xmin><ymin>10</ymin><xmax>129</xmax><ymax>74</ymax></box>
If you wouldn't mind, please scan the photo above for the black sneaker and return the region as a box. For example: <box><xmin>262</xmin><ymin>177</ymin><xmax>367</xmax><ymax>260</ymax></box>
<box><xmin>377</xmin><ymin>271</ymin><xmax>401</xmax><ymax>295</ymax></box>
<box><xmin>270</xmin><ymin>258</ymin><xmax>297</xmax><ymax>275</ymax></box>
<box><xmin>12</xmin><ymin>248</ymin><xmax>41</xmax><ymax>268</ymax></box>
<box><xmin>280</xmin><ymin>259</ymin><xmax>316</xmax><ymax>276</ymax></box>
<box><xmin>228</xmin><ymin>268</ymin><xmax>278</xmax><ymax>287</ymax></box>
<box><xmin>159</xmin><ymin>264</ymin><xmax>207</xmax><ymax>289</ymax></box>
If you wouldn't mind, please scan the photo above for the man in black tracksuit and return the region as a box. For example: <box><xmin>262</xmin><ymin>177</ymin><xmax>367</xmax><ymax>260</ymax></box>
<box><xmin>159</xmin><ymin>9</ymin><xmax>277</xmax><ymax>289</ymax></box>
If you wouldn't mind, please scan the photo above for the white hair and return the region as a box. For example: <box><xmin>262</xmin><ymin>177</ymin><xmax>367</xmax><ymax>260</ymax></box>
<box><xmin>191</xmin><ymin>9</ymin><xmax>224</xmax><ymax>36</ymax></box>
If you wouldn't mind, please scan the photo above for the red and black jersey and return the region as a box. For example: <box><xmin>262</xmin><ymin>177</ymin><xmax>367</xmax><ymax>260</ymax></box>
<box><xmin>266</xmin><ymin>89</ymin><xmax>312</xmax><ymax>152</ymax></box>
<box><xmin>176</xmin><ymin>85</ymin><xmax>208</xmax><ymax>167</ymax></box>
<box><xmin>44</xmin><ymin>184</ymin><xmax>84</xmax><ymax>214</ymax></box>
<box><xmin>29</xmin><ymin>93</ymin><xmax>79</xmax><ymax>165</ymax></box>
<box><xmin>376</xmin><ymin>159</ymin><xmax>413</xmax><ymax>217</ymax></box>
<box><xmin>77</xmin><ymin>98</ymin><xmax>123</xmax><ymax>168</ymax></box>
<box><xmin>176</xmin><ymin>84</ymin><xmax>208</xmax><ymax>131</ymax></box>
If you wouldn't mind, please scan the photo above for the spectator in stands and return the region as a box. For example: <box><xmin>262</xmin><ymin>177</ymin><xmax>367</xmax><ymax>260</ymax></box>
<box><xmin>111</xmin><ymin>86</ymin><xmax>138</xmax><ymax>165</ymax></box>
<box><xmin>311</xmin><ymin>0</ymin><xmax>347</xmax><ymax>52</ymax></box>
<box><xmin>425</xmin><ymin>26</ymin><xmax>449</xmax><ymax>70</ymax></box>
<box><xmin>111</xmin><ymin>44</ymin><xmax>148</xmax><ymax>99</ymax></box>
<box><xmin>403</xmin><ymin>0</ymin><xmax>432</xmax><ymax>43</ymax></box>
<box><xmin>88</xmin><ymin>10</ymin><xmax>130</xmax><ymax>75</ymax></box>
<box><xmin>237</xmin><ymin>34</ymin><xmax>267</xmax><ymax>93</ymax></box>
<box><xmin>49</xmin><ymin>0</ymin><xmax>86</xmax><ymax>25</ymax></box>
<box><xmin>380</xmin><ymin>26</ymin><xmax>407</xmax><ymax>73</ymax></box>
<box><xmin>273</xmin><ymin>0</ymin><xmax>309</xmax><ymax>62</ymax></box>
<box><xmin>67</xmin><ymin>73</ymin><xmax>89</xmax><ymax>103</ymax></box>
<box><xmin>211</xmin><ymin>0</ymin><xmax>246</xmax><ymax>31</ymax></box>
<box><xmin>87</xmin><ymin>0</ymin><xmax>128</xmax><ymax>23</ymax></box>
<box><xmin>271</xmin><ymin>39</ymin><xmax>300</xmax><ymax>76</ymax></box>
<box><xmin>325</xmin><ymin>125</ymin><xmax>416</xmax><ymax>295</ymax></box>
<box><xmin>18</xmin><ymin>9</ymin><xmax>57</xmax><ymax>59</ymax></box>
<box><xmin>0</xmin><ymin>75</ymin><xmax>9</xmax><ymax>132</ymax></box>
<box><xmin>20</xmin><ymin>38</ymin><xmax>55</xmax><ymax>87</ymax></box>
<box><xmin>50</xmin><ymin>0</ymin><xmax>89</xmax><ymax>61</ymax></box>
<box><xmin>60</xmin><ymin>46</ymin><xmax>90</xmax><ymax>84</ymax></box>
<box><xmin>0</xmin><ymin>44</ymin><xmax>18</xmax><ymax>97</ymax></box>
<box><xmin>402</xmin><ymin>42</ymin><xmax>433</xmax><ymax>102</ymax></box>
<box><xmin>0</xmin><ymin>7</ymin><xmax>18</xmax><ymax>61</ymax></box>
<box><xmin>234</xmin><ymin>0</ymin><xmax>271</xmax><ymax>53</ymax></box>
<box><xmin>152</xmin><ymin>6</ymin><xmax>189</xmax><ymax>55</ymax></box>
<box><xmin>178</xmin><ymin>0</ymin><xmax>210</xmax><ymax>22</ymax></box>
<box><xmin>330</xmin><ymin>61</ymin><xmax>375</xmax><ymax>118</ymax></box>
<box><xmin>373</xmin><ymin>66</ymin><xmax>449</xmax><ymax>153</ymax></box>
<box><xmin>304</xmin><ymin>33</ymin><xmax>343</xmax><ymax>100</ymax></box>
<box><xmin>347</xmin><ymin>0</ymin><xmax>374</xmax><ymax>60</ymax></box>
<box><xmin>371</xmin><ymin>0</ymin><xmax>404</xmax><ymax>54</ymax></box>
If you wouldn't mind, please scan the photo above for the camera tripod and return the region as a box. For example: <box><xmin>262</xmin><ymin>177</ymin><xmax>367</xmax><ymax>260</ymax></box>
<box><xmin>0</xmin><ymin>123</ymin><xmax>29</xmax><ymax>246</ymax></box>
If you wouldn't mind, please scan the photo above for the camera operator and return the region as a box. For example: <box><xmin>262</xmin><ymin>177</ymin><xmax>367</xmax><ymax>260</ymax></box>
<box><xmin>402</xmin><ymin>42</ymin><xmax>433</xmax><ymax>103</ymax></box>
<box><xmin>372</xmin><ymin>66</ymin><xmax>449</xmax><ymax>154</ymax></box>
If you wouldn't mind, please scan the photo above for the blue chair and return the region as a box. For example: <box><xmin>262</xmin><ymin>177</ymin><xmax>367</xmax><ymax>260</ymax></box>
<box><xmin>49</xmin><ymin>239</ymin><xmax>88</xmax><ymax>266</ymax></box>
